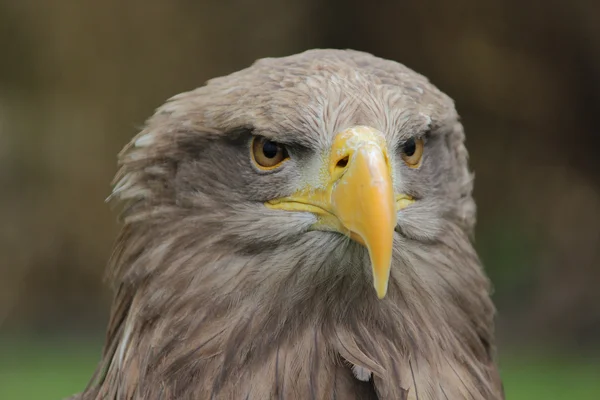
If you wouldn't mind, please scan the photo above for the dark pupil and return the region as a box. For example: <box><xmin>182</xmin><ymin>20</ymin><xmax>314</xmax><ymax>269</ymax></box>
<box><xmin>262</xmin><ymin>140</ymin><xmax>280</xmax><ymax>158</ymax></box>
<box><xmin>402</xmin><ymin>138</ymin><xmax>416</xmax><ymax>156</ymax></box>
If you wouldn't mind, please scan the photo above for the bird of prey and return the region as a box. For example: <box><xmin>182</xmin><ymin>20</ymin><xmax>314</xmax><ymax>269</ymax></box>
<box><xmin>72</xmin><ymin>49</ymin><xmax>503</xmax><ymax>400</ymax></box>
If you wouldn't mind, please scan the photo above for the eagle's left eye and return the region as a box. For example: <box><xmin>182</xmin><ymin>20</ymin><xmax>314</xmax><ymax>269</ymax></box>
<box><xmin>400</xmin><ymin>137</ymin><xmax>424</xmax><ymax>168</ymax></box>
<box><xmin>251</xmin><ymin>136</ymin><xmax>289</xmax><ymax>170</ymax></box>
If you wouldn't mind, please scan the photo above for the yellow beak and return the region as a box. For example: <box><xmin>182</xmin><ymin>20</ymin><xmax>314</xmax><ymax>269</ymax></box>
<box><xmin>267</xmin><ymin>126</ymin><xmax>412</xmax><ymax>299</ymax></box>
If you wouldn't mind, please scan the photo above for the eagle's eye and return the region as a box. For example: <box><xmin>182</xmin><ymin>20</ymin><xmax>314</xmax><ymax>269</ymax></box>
<box><xmin>400</xmin><ymin>137</ymin><xmax>424</xmax><ymax>168</ymax></box>
<box><xmin>251</xmin><ymin>136</ymin><xmax>289</xmax><ymax>170</ymax></box>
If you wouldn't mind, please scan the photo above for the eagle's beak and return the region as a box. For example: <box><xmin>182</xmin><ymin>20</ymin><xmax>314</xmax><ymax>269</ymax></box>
<box><xmin>268</xmin><ymin>126</ymin><xmax>410</xmax><ymax>299</ymax></box>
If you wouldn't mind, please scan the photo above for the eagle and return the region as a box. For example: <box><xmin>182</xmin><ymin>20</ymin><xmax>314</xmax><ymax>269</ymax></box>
<box><xmin>71</xmin><ymin>49</ymin><xmax>503</xmax><ymax>399</ymax></box>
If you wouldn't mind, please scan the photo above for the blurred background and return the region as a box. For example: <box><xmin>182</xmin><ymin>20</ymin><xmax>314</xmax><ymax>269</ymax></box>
<box><xmin>1</xmin><ymin>0</ymin><xmax>599</xmax><ymax>398</ymax></box>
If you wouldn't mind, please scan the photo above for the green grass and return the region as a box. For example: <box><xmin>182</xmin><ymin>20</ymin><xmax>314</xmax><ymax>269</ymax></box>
<box><xmin>0</xmin><ymin>339</ymin><xmax>102</xmax><ymax>399</ymax></box>
<box><xmin>1</xmin><ymin>339</ymin><xmax>599</xmax><ymax>399</ymax></box>
<box><xmin>499</xmin><ymin>350</ymin><xmax>600</xmax><ymax>400</ymax></box>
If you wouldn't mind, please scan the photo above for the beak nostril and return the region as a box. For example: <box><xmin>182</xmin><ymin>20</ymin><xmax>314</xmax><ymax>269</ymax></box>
<box><xmin>336</xmin><ymin>156</ymin><xmax>349</xmax><ymax>169</ymax></box>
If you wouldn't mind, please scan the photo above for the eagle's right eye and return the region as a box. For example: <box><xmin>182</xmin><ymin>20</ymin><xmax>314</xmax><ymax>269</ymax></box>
<box><xmin>251</xmin><ymin>136</ymin><xmax>289</xmax><ymax>170</ymax></box>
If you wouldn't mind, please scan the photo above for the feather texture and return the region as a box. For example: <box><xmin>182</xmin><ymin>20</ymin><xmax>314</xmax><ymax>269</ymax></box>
<box><xmin>70</xmin><ymin>49</ymin><xmax>503</xmax><ymax>400</ymax></box>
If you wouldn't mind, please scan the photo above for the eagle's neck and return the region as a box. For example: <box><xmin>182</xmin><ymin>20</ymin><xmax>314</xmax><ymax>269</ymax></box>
<box><xmin>85</xmin><ymin>224</ymin><xmax>501</xmax><ymax>399</ymax></box>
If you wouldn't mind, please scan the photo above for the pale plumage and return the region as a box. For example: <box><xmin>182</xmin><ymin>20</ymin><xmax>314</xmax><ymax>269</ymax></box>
<box><xmin>71</xmin><ymin>49</ymin><xmax>503</xmax><ymax>399</ymax></box>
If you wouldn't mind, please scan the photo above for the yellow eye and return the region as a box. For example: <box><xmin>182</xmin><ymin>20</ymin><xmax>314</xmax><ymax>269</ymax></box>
<box><xmin>251</xmin><ymin>136</ymin><xmax>289</xmax><ymax>170</ymax></box>
<box><xmin>400</xmin><ymin>137</ymin><xmax>424</xmax><ymax>168</ymax></box>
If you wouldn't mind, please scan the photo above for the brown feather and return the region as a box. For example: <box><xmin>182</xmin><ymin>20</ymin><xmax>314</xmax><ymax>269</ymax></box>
<box><xmin>73</xmin><ymin>49</ymin><xmax>503</xmax><ymax>400</ymax></box>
